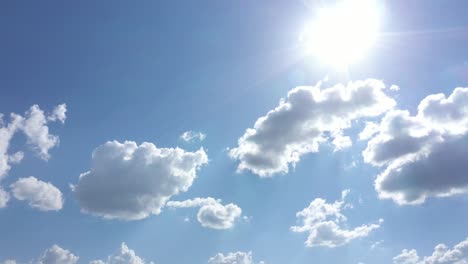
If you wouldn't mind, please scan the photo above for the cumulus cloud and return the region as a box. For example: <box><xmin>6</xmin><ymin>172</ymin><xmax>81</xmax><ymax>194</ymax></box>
<box><xmin>363</xmin><ymin>87</ymin><xmax>468</xmax><ymax>204</ymax></box>
<box><xmin>0</xmin><ymin>104</ymin><xmax>66</xmax><ymax>180</ymax></box>
<box><xmin>291</xmin><ymin>190</ymin><xmax>382</xmax><ymax>248</ymax></box>
<box><xmin>0</xmin><ymin>113</ymin><xmax>23</xmax><ymax>180</ymax></box>
<box><xmin>208</xmin><ymin>251</ymin><xmax>264</xmax><ymax>264</ymax></box>
<box><xmin>180</xmin><ymin>131</ymin><xmax>206</xmax><ymax>142</ymax></box>
<box><xmin>74</xmin><ymin>141</ymin><xmax>208</xmax><ymax>220</ymax></box>
<box><xmin>0</xmin><ymin>187</ymin><xmax>9</xmax><ymax>208</ymax></box>
<box><xmin>230</xmin><ymin>79</ymin><xmax>396</xmax><ymax>177</ymax></box>
<box><xmin>10</xmin><ymin>176</ymin><xmax>63</xmax><ymax>211</ymax></box>
<box><xmin>47</xmin><ymin>104</ymin><xmax>67</xmax><ymax>123</ymax></box>
<box><xmin>393</xmin><ymin>249</ymin><xmax>421</xmax><ymax>264</ymax></box>
<box><xmin>6</xmin><ymin>243</ymin><xmax>153</xmax><ymax>264</ymax></box>
<box><xmin>91</xmin><ymin>242</ymin><xmax>153</xmax><ymax>264</ymax></box>
<box><xmin>167</xmin><ymin>197</ymin><xmax>242</xmax><ymax>229</ymax></box>
<box><xmin>393</xmin><ymin>237</ymin><xmax>468</xmax><ymax>264</ymax></box>
<box><xmin>17</xmin><ymin>105</ymin><xmax>64</xmax><ymax>160</ymax></box>
<box><xmin>38</xmin><ymin>245</ymin><xmax>79</xmax><ymax>264</ymax></box>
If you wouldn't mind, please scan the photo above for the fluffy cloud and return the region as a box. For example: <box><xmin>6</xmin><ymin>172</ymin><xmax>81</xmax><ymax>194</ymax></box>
<box><xmin>6</xmin><ymin>243</ymin><xmax>153</xmax><ymax>264</ymax></box>
<box><xmin>37</xmin><ymin>245</ymin><xmax>79</xmax><ymax>264</ymax></box>
<box><xmin>393</xmin><ymin>249</ymin><xmax>421</xmax><ymax>264</ymax></box>
<box><xmin>0</xmin><ymin>187</ymin><xmax>9</xmax><ymax>208</ymax></box>
<box><xmin>208</xmin><ymin>251</ymin><xmax>264</xmax><ymax>264</ymax></box>
<box><xmin>363</xmin><ymin>87</ymin><xmax>468</xmax><ymax>204</ymax></box>
<box><xmin>16</xmin><ymin>104</ymin><xmax>65</xmax><ymax>160</ymax></box>
<box><xmin>47</xmin><ymin>104</ymin><xmax>67</xmax><ymax>123</ymax></box>
<box><xmin>180</xmin><ymin>131</ymin><xmax>206</xmax><ymax>142</ymax></box>
<box><xmin>10</xmin><ymin>176</ymin><xmax>63</xmax><ymax>211</ymax></box>
<box><xmin>291</xmin><ymin>190</ymin><xmax>382</xmax><ymax>248</ymax></box>
<box><xmin>91</xmin><ymin>242</ymin><xmax>153</xmax><ymax>264</ymax></box>
<box><xmin>0</xmin><ymin>104</ymin><xmax>66</xmax><ymax>180</ymax></box>
<box><xmin>230</xmin><ymin>79</ymin><xmax>396</xmax><ymax>177</ymax></box>
<box><xmin>393</xmin><ymin>237</ymin><xmax>468</xmax><ymax>264</ymax></box>
<box><xmin>74</xmin><ymin>141</ymin><xmax>208</xmax><ymax>220</ymax></box>
<box><xmin>167</xmin><ymin>197</ymin><xmax>242</xmax><ymax>229</ymax></box>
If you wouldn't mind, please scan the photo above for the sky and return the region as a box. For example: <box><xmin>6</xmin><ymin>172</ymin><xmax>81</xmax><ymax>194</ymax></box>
<box><xmin>1</xmin><ymin>1</ymin><xmax>468</xmax><ymax>264</ymax></box>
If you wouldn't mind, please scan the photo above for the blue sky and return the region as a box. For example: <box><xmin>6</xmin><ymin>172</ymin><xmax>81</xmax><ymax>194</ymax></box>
<box><xmin>1</xmin><ymin>1</ymin><xmax>468</xmax><ymax>264</ymax></box>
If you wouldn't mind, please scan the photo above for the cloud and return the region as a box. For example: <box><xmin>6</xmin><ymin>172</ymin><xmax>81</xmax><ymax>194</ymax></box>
<box><xmin>10</xmin><ymin>176</ymin><xmax>63</xmax><ymax>211</ymax></box>
<box><xmin>167</xmin><ymin>197</ymin><xmax>242</xmax><ymax>229</ymax></box>
<box><xmin>17</xmin><ymin>105</ymin><xmax>65</xmax><ymax>160</ymax></box>
<box><xmin>208</xmin><ymin>251</ymin><xmax>264</xmax><ymax>264</ymax></box>
<box><xmin>74</xmin><ymin>141</ymin><xmax>208</xmax><ymax>220</ymax></box>
<box><xmin>393</xmin><ymin>237</ymin><xmax>468</xmax><ymax>264</ymax></box>
<box><xmin>5</xmin><ymin>243</ymin><xmax>153</xmax><ymax>264</ymax></box>
<box><xmin>91</xmin><ymin>242</ymin><xmax>154</xmax><ymax>264</ymax></box>
<box><xmin>0</xmin><ymin>104</ymin><xmax>66</xmax><ymax>180</ymax></box>
<box><xmin>180</xmin><ymin>131</ymin><xmax>206</xmax><ymax>142</ymax></box>
<box><xmin>0</xmin><ymin>187</ymin><xmax>9</xmax><ymax>208</ymax></box>
<box><xmin>0</xmin><ymin>113</ymin><xmax>23</xmax><ymax>180</ymax></box>
<box><xmin>230</xmin><ymin>79</ymin><xmax>396</xmax><ymax>177</ymax></box>
<box><xmin>291</xmin><ymin>190</ymin><xmax>382</xmax><ymax>248</ymax></box>
<box><xmin>359</xmin><ymin>122</ymin><xmax>380</xmax><ymax>141</ymax></box>
<box><xmin>390</xmin><ymin>84</ymin><xmax>400</xmax><ymax>91</ymax></box>
<box><xmin>38</xmin><ymin>245</ymin><xmax>79</xmax><ymax>264</ymax></box>
<box><xmin>47</xmin><ymin>104</ymin><xmax>67</xmax><ymax>123</ymax></box>
<box><xmin>363</xmin><ymin>87</ymin><xmax>468</xmax><ymax>204</ymax></box>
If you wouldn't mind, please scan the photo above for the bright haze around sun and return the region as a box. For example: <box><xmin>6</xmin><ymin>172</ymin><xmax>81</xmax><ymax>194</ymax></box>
<box><xmin>300</xmin><ymin>0</ymin><xmax>381</xmax><ymax>69</ymax></box>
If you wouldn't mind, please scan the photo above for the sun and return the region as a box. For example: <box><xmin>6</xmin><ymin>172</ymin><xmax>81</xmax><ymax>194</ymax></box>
<box><xmin>301</xmin><ymin>0</ymin><xmax>381</xmax><ymax>69</ymax></box>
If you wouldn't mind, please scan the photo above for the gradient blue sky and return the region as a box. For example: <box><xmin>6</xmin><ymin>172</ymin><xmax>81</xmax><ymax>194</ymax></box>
<box><xmin>1</xmin><ymin>1</ymin><xmax>468</xmax><ymax>263</ymax></box>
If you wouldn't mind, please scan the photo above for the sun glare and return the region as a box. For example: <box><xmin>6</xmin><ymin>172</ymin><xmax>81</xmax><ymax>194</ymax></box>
<box><xmin>301</xmin><ymin>0</ymin><xmax>381</xmax><ymax>69</ymax></box>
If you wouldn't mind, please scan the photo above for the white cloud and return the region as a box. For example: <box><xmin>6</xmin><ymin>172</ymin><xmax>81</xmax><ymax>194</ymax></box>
<box><xmin>48</xmin><ymin>104</ymin><xmax>67</xmax><ymax>123</ymax></box>
<box><xmin>167</xmin><ymin>197</ymin><xmax>242</xmax><ymax>230</ymax></box>
<box><xmin>230</xmin><ymin>79</ymin><xmax>396</xmax><ymax>177</ymax></box>
<box><xmin>91</xmin><ymin>242</ymin><xmax>153</xmax><ymax>264</ymax></box>
<box><xmin>180</xmin><ymin>131</ymin><xmax>206</xmax><ymax>142</ymax></box>
<box><xmin>370</xmin><ymin>240</ymin><xmax>384</xmax><ymax>250</ymax></box>
<box><xmin>0</xmin><ymin>113</ymin><xmax>23</xmax><ymax>180</ymax></box>
<box><xmin>5</xmin><ymin>243</ymin><xmax>154</xmax><ymax>264</ymax></box>
<box><xmin>393</xmin><ymin>237</ymin><xmax>468</xmax><ymax>264</ymax></box>
<box><xmin>74</xmin><ymin>141</ymin><xmax>208</xmax><ymax>220</ymax></box>
<box><xmin>18</xmin><ymin>105</ymin><xmax>64</xmax><ymax>160</ymax></box>
<box><xmin>197</xmin><ymin>202</ymin><xmax>242</xmax><ymax>230</ymax></box>
<box><xmin>390</xmin><ymin>84</ymin><xmax>400</xmax><ymax>91</ymax></box>
<box><xmin>38</xmin><ymin>245</ymin><xmax>79</xmax><ymax>264</ymax></box>
<box><xmin>10</xmin><ymin>176</ymin><xmax>63</xmax><ymax>211</ymax></box>
<box><xmin>208</xmin><ymin>251</ymin><xmax>264</xmax><ymax>264</ymax></box>
<box><xmin>167</xmin><ymin>197</ymin><xmax>220</xmax><ymax>208</ymax></box>
<box><xmin>363</xmin><ymin>87</ymin><xmax>468</xmax><ymax>204</ymax></box>
<box><xmin>0</xmin><ymin>104</ymin><xmax>66</xmax><ymax>180</ymax></box>
<box><xmin>291</xmin><ymin>190</ymin><xmax>382</xmax><ymax>248</ymax></box>
<box><xmin>393</xmin><ymin>249</ymin><xmax>420</xmax><ymax>264</ymax></box>
<box><xmin>0</xmin><ymin>187</ymin><xmax>9</xmax><ymax>208</ymax></box>
<box><xmin>359</xmin><ymin>122</ymin><xmax>380</xmax><ymax>141</ymax></box>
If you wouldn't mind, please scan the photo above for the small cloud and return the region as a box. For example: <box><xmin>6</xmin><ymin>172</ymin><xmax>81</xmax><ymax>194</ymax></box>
<box><xmin>10</xmin><ymin>176</ymin><xmax>63</xmax><ymax>211</ymax></box>
<box><xmin>167</xmin><ymin>197</ymin><xmax>242</xmax><ymax>230</ymax></box>
<box><xmin>243</xmin><ymin>215</ymin><xmax>252</xmax><ymax>223</ymax></box>
<box><xmin>180</xmin><ymin>131</ymin><xmax>206</xmax><ymax>143</ymax></box>
<box><xmin>371</xmin><ymin>240</ymin><xmax>384</xmax><ymax>250</ymax></box>
<box><xmin>208</xmin><ymin>251</ymin><xmax>264</xmax><ymax>264</ymax></box>
<box><xmin>345</xmin><ymin>160</ymin><xmax>359</xmax><ymax>171</ymax></box>
<box><xmin>291</xmin><ymin>190</ymin><xmax>382</xmax><ymax>248</ymax></box>
<box><xmin>389</xmin><ymin>85</ymin><xmax>400</xmax><ymax>91</ymax></box>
